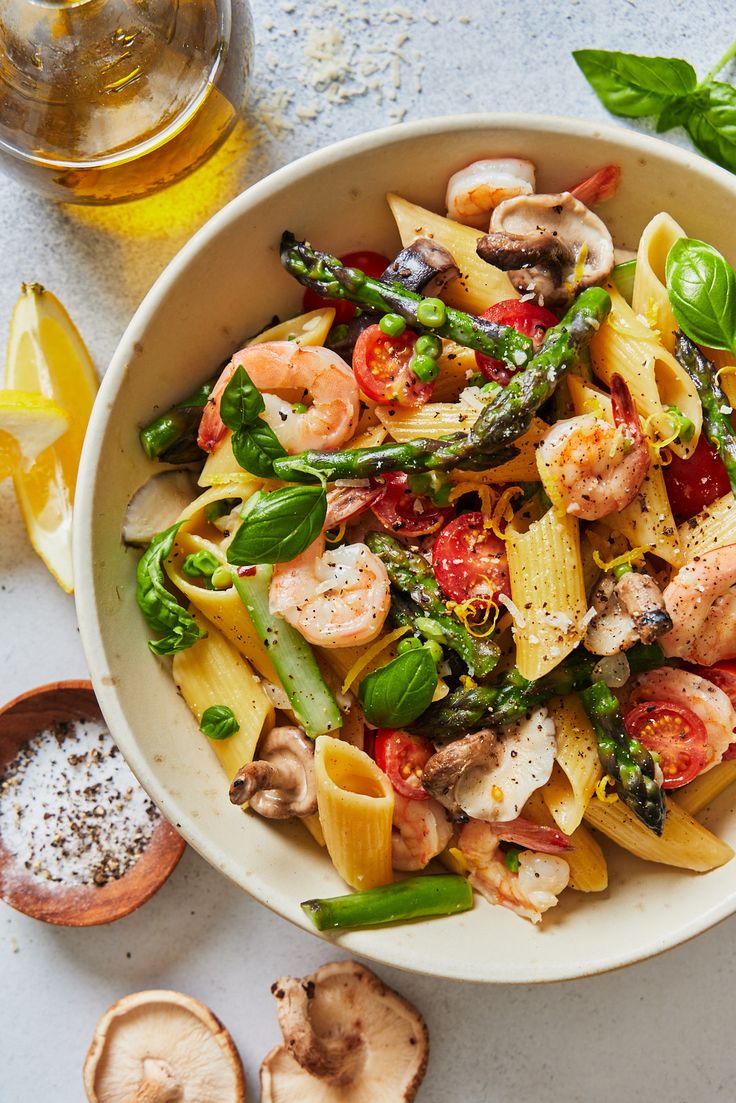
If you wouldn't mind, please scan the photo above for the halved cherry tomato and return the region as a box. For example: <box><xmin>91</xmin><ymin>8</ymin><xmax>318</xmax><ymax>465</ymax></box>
<box><xmin>353</xmin><ymin>324</ymin><xmax>433</xmax><ymax>407</ymax></box>
<box><xmin>663</xmin><ymin>435</ymin><xmax>731</xmax><ymax>520</ymax></box>
<box><xmin>689</xmin><ymin>661</ymin><xmax>736</xmax><ymax>759</ymax></box>
<box><xmin>374</xmin><ymin>729</ymin><xmax>434</xmax><ymax>800</ymax></box>
<box><xmin>624</xmin><ymin>701</ymin><xmax>709</xmax><ymax>789</ymax></box>
<box><xmin>475</xmin><ymin>300</ymin><xmax>558</xmax><ymax>385</ymax></box>
<box><xmin>370</xmin><ymin>472</ymin><xmax>453</xmax><ymax>537</ymax></box>
<box><xmin>432</xmin><ymin>512</ymin><xmax>510</xmax><ymax>604</ymax></box>
<box><xmin>302</xmin><ymin>250</ymin><xmax>390</xmax><ymax>326</ymax></box>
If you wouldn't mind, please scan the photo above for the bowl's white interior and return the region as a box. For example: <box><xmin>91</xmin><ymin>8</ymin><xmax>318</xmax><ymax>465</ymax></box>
<box><xmin>75</xmin><ymin>115</ymin><xmax>736</xmax><ymax>983</ymax></box>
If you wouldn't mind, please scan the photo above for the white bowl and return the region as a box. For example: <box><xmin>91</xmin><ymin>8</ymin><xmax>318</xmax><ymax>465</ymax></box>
<box><xmin>75</xmin><ymin>114</ymin><xmax>736</xmax><ymax>983</ymax></box>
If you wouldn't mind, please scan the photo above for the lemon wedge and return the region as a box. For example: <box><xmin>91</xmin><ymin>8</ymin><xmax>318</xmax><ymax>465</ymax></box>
<box><xmin>4</xmin><ymin>284</ymin><xmax>98</xmax><ymax>593</ymax></box>
<box><xmin>0</xmin><ymin>390</ymin><xmax>69</xmax><ymax>478</ymax></box>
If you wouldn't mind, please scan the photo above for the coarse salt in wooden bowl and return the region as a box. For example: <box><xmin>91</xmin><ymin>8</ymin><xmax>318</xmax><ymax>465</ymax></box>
<box><xmin>0</xmin><ymin>681</ymin><xmax>185</xmax><ymax>926</ymax></box>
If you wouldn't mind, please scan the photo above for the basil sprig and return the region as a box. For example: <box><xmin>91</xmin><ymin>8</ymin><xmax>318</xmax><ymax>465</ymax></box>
<box><xmin>200</xmin><ymin>705</ymin><xmax>240</xmax><ymax>740</ymax></box>
<box><xmin>574</xmin><ymin>41</ymin><xmax>736</xmax><ymax>173</ymax></box>
<box><xmin>228</xmin><ymin>485</ymin><xmax>327</xmax><ymax>565</ymax></box>
<box><xmin>220</xmin><ymin>364</ymin><xmax>287</xmax><ymax>476</ymax></box>
<box><xmin>358</xmin><ymin>647</ymin><xmax>439</xmax><ymax>728</ymax></box>
<box><xmin>136</xmin><ymin>524</ymin><xmax>206</xmax><ymax>655</ymax></box>
<box><xmin>666</xmin><ymin>238</ymin><xmax>736</xmax><ymax>354</ymax></box>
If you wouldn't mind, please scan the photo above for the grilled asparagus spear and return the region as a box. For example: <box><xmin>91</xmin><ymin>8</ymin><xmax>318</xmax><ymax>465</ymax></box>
<box><xmin>365</xmin><ymin>531</ymin><xmax>500</xmax><ymax>678</ymax></box>
<box><xmin>410</xmin><ymin>642</ymin><xmax>667</xmax><ymax>741</ymax></box>
<box><xmin>280</xmin><ymin>231</ymin><xmax>533</xmax><ymax>364</ymax></box>
<box><xmin>580</xmin><ymin>681</ymin><xmax>666</xmax><ymax>835</ymax></box>
<box><xmin>675</xmin><ymin>331</ymin><xmax>736</xmax><ymax>496</ymax></box>
<box><xmin>272</xmin><ymin>286</ymin><xmax>612</xmax><ymax>483</ymax></box>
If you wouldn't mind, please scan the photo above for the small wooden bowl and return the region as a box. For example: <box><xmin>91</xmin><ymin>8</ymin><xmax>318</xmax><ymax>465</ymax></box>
<box><xmin>0</xmin><ymin>681</ymin><xmax>186</xmax><ymax>926</ymax></box>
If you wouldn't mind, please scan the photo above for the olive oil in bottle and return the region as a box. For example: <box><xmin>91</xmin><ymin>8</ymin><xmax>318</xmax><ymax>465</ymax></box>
<box><xmin>0</xmin><ymin>0</ymin><xmax>253</xmax><ymax>204</ymax></box>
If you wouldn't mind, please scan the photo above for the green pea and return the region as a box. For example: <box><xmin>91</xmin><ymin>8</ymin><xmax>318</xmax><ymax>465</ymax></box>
<box><xmin>410</xmin><ymin>354</ymin><xmax>439</xmax><ymax>382</ymax></box>
<box><xmin>415</xmin><ymin>333</ymin><xmax>442</xmax><ymax>358</ymax></box>
<box><xmin>379</xmin><ymin>313</ymin><xmax>407</xmax><ymax>337</ymax></box>
<box><xmin>423</xmin><ymin>640</ymin><xmax>444</xmax><ymax>663</ymax></box>
<box><xmin>292</xmin><ymin>402</ymin><xmax>308</xmax><ymax>414</ymax></box>
<box><xmin>211</xmin><ymin>566</ymin><xmax>233</xmax><ymax>589</ymax></box>
<box><xmin>397</xmin><ymin>637</ymin><xmax>423</xmax><ymax>654</ymax></box>
<box><xmin>416</xmin><ymin>297</ymin><xmax>447</xmax><ymax>328</ymax></box>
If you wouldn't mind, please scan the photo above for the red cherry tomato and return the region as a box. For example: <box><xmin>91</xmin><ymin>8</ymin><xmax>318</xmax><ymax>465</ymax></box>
<box><xmin>689</xmin><ymin>661</ymin><xmax>736</xmax><ymax>759</ymax></box>
<box><xmin>302</xmin><ymin>250</ymin><xmax>390</xmax><ymax>326</ymax></box>
<box><xmin>432</xmin><ymin>512</ymin><xmax>511</xmax><ymax>604</ymax></box>
<box><xmin>624</xmin><ymin>701</ymin><xmax>709</xmax><ymax>789</ymax></box>
<box><xmin>352</xmin><ymin>324</ymin><xmax>433</xmax><ymax>407</ymax></box>
<box><xmin>475</xmin><ymin>300</ymin><xmax>558</xmax><ymax>385</ymax></box>
<box><xmin>374</xmin><ymin>729</ymin><xmax>434</xmax><ymax>800</ymax></box>
<box><xmin>663</xmin><ymin>435</ymin><xmax>731</xmax><ymax>520</ymax></box>
<box><xmin>370</xmin><ymin>472</ymin><xmax>453</xmax><ymax>537</ymax></box>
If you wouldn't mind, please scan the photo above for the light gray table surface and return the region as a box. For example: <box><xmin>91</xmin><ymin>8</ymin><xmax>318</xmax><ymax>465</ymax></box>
<box><xmin>2</xmin><ymin>2</ymin><xmax>736</xmax><ymax>1099</ymax></box>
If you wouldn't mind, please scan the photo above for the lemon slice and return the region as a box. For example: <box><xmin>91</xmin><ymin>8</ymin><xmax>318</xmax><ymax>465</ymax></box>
<box><xmin>0</xmin><ymin>390</ymin><xmax>69</xmax><ymax>478</ymax></box>
<box><xmin>4</xmin><ymin>284</ymin><xmax>98</xmax><ymax>592</ymax></box>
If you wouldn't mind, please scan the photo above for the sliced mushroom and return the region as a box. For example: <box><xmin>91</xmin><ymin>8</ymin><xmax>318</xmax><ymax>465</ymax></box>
<box><xmin>83</xmin><ymin>989</ymin><xmax>246</xmax><ymax>1103</ymax></box>
<box><xmin>229</xmin><ymin>725</ymin><xmax>316</xmax><ymax>818</ymax></box>
<box><xmin>423</xmin><ymin>708</ymin><xmax>557</xmax><ymax>822</ymax></box>
<box><xmin>584</xmin><ymin>572</ymin><xmax>672</xmax><ymax>656</ymax></box>
<box><xmin>423</xmin><ymin>728</ymin><xmax>498</xmax><ymax>818</ymax></box>
<box><xmin>476</xmin><ymin>191</ymin><xmax>614</xmax><ymax>308</ymax></box>
<box><xmin>122</xmin><ymin>471</ymin><xmax>199</xmax><ymax>547</ymax></box>
<box><xmin>260</xmin><ymin>961</ymin><xmax>428</xmax><ymax>1103</ymax></box>
<box><xmin>381</xmin><ymin>237</ymin><xmax>459</xmax><ymax>295</ymax></box>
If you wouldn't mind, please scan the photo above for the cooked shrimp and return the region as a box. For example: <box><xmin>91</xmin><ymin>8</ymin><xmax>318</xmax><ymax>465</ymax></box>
<box><xmin>536</xmin><ymin>374</ymin><xmax>649</xmax><ymax>521</ymax></box>
<box><xmin>660</xmin><ymin>544</ymin><xmax>736</xmax><ymax>666</ymax></box>
<box><xmin>445</xmin><ymin>158</ymin><xmax>536</xmax><ymax>228</ymax></box>
<box><xmin>627</xmin><ymin>668</ymin><xmax>736</xmax><ymax>769</ymax></box>
<box><xmin>391</xmin><ymin>793</ymin><xmax>453</xmax><ymax>872</ymax></box>
<box><xmin>198</xmin><ymin>341</ymin><xmax>359</xmax><ymax>454</ymax></box>
<box><xmin>458</xmin><ymin>820</ymin><xmax>570</xmax><ymax>923</ymax></box>
<box><xmin>269</xmin><ymin>537</ymin><xmax>390</xmax><ymax>647</ymax></box>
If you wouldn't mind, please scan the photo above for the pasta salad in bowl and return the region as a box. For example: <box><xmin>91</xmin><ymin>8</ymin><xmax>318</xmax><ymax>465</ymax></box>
<box><xmin>75</xmin><ymin>116</ymin><xmax>736</xmax><ymax>982</ymax></box>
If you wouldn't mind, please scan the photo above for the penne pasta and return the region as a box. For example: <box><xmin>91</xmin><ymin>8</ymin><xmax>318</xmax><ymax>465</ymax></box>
<box><xmin>506</xmin><ymin>506</ymin><xmax>587</xmax><ymax>680</ymax></box>
<box><xmin>543</xmin><ymin>696</ymin><xmax>603</xmax><ymax>835</ymax></box>
<box><xmin>166</xmin><ymin>530</ymin><xmax>279</xmax><ymax>682</ymax></box>
<box><xmin>376</xmin><ymin>401</ymin><xmax>477</xmax><ymax>440</ymax></box>
<box><xmin>318</xmin><ymin>627</ymin><xmax>404</xmax><ymax>693</ymax></box>
<box><xmin>431</xmin><ymin>343</ymin><xmax>477</xmax><ymax>402</ymax></box>
<box><xmin>567</xmin><ymin>374</ymin><xmax>683</xmax><ymax>566</ymax></box>
<box><xmin>172</xmin><ymin>608</ymin><xmax>275</xmax><ymax>781</ymax></box>
<box><xmin>387</xmin><ymin>192</ymin><xmax>517</xmax><ymax>314</ymax></box>
<box><xmin>584</xmin><ymin>794</ymin><xmax>734</xmax><ymax>871</ymax></box>
<box><xmin>673</xmin><ymin>762</ymin><xmax>736</xmax><ymax>817</ymax></box>
<box><xmin>590</xmin><ymin>284</ymin><xmax>701</xmax><ymax>458</ymax></box>
<box><xmin>314</xmin><ymin>736</ymin><xmax>394</xmax><ymax>889</ymax></box>
<box><xmin>678</xmin><ymin>492</ymin><xmax>736</xmax><ymax>561</ymax></box>
<box><xmin>199</xmin><ymin>307</ymin><xmax>335</xmax><ymax>486</ymax></box>
<box><xmin>631</xmin><ymin>212</ymin><xmax>686</xmax><ymax>352</ymax></box>
<box><xmin>347</xmin><ymin>423</ymin><xmax>387</xmax><ymax>450</ymax></box>
<box><xmin>524</xmin><ymin>790</ymin><xmax>608</xmax><ymax>893</ymax></box>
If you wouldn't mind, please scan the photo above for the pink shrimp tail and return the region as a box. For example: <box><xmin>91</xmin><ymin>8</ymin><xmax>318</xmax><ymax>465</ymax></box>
<box><xmin>570</xmin><ymin>164</ymin><xmax>621</xmax><ymax>206</ymax></box>
<box><xmin>489</xmin><ymin>817</ymin><xmax>573</xmax><ymax>854</ymax></box>
<box><xmin>197</xmin><ymin>360</ymin><xmax>236</xmax><ymax>453</ymax></box>
<box><xmin>610</xmin><ymin>373</ymin><xmax>644</xmax><ymax>442</ymax></box>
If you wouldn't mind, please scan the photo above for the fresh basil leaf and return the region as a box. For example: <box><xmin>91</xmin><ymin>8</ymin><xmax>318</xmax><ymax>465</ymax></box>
<box><xmin>358</xmin><ymin>649</ymin><xmax>438</xmax><ymax>728</ymax></box>
<box><xmin>227</xmin><ymin>485</ymin><xmax>327</xmax><ymax>564</ymax></box>
<box><xmin>656</xmin><ymin>95</ymin><xmax>699</xmax><ymax>133</ymax></box>
<box><xmin>200</xmin><ymin>704</ymin><xmax>240</xmax><ymax>740</ymax></box>
<box><xmin>573</xmin><ymin>49</ymin><xmax>697</xmax><ymax>118</ymax></box>
<box><xmin>136</xmin><ymin>524</ymin><xmax>206</xmax><ymax>655</ymax></box>
<box><xmin>683</xmin><ymin>81</ymin><xmax>736</xmax><ymax>174</ymax></box>
<box><xmin>232</xmin><ymin>422</ymin><xmax>288</xmax><ymax>478</ymax></box>
<box><xmin>219</xmin><ymin>364</ymin><xmax>265</xmax><ymax>431</ymax></box>
<box><xmin>666</xmin><ymin>237</ymin><xmax>736</xmax><ymax>353</ymax></box>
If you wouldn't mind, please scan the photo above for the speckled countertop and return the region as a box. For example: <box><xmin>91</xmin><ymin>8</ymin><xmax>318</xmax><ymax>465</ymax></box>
<box><xmin>2</xmin><ymin>2</ymin><xmax>736</xmax><ymax>1099</ymax></box>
